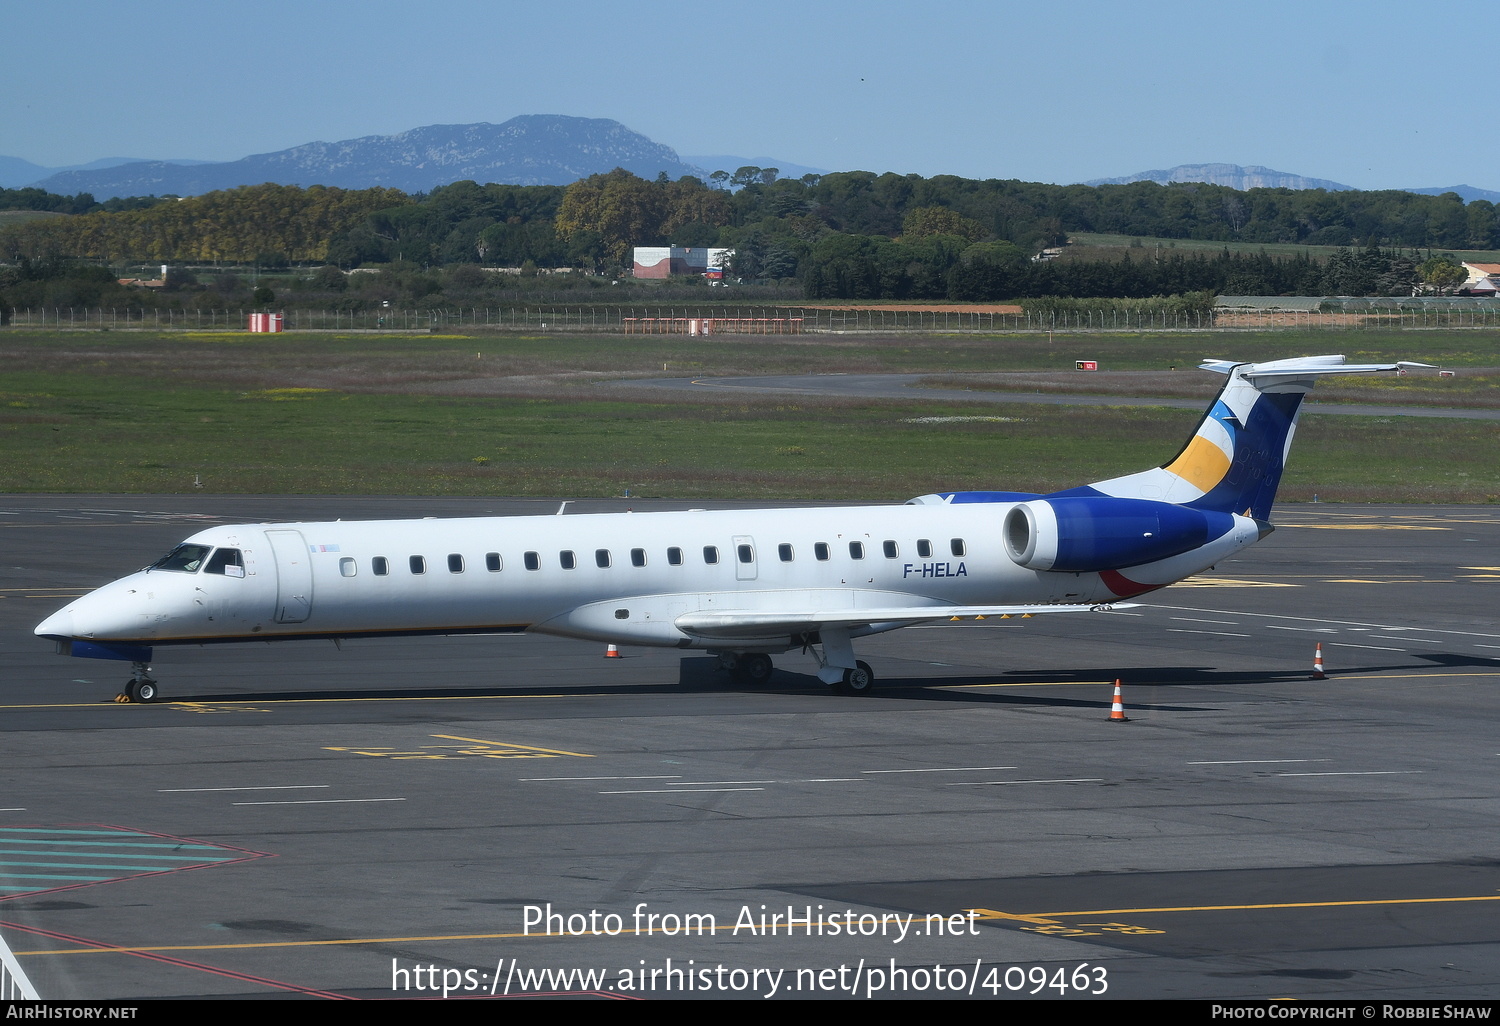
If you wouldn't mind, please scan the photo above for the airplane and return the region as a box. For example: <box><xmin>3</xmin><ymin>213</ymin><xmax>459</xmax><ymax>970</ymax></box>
<box><xmin>35</xmin><ymin>355</ymin><xmax>1427</xmax><ymax>703</ymax></box>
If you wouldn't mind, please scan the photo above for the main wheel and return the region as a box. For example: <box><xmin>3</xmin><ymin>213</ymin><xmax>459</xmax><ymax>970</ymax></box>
<box><xmin>736</xmin><ymin>653</ymin><xmax>773</xmax><ymax>685</ymax></box>
<box><xmin>126</xmin><ymin>679</ymin><xmax>158</xmax><ymax>703</ymax></box>
<box><xmin>839</xmin><ymin>661</ymin><xmax>875</xmax><ymax>695</ymax></box>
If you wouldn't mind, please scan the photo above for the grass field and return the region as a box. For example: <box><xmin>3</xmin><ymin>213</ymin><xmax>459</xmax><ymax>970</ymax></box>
<box><xmin>0</xmin><ymin>210</ymin><xmax>68</xmax><ymax>227</ymax></box>
<box><xmin>1</xmin><ymin>328</ymin><xmax>1496</xmax><ymax>501</ymax></box>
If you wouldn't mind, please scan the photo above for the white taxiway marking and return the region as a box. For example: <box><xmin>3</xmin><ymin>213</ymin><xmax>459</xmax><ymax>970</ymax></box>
<box><xmin>1187</xmin><ymin>759</ymin><xmax>1332</xmax><ymax>765</ymax></box>
<box><xmin>862</xmin><ymin>766</ymin><xmax>1018</xmax><ymax>774</ymax></box>
<box><xmin>1277</xmin><ymin>771</ymin><xmax>1422</xmax><ymax>777</ymax></box>
<box><xmin>1168</xmin><ymin>629</ymin><xmax>1251</xmax><ymax>638</ymax></box>
<box><xmin>153</xmin><ymin>792</ymin><xmax>327</xmax><ymax>798</ymax></box>
<box><xmin>1171</xmin><ymin>617</ymin><xmax>1241</xmax><ymax>625</ymax></box>
<box><xmin>521</xmin><ymin>775</ymin><xmax>681</xmax><ymax>781</ymax></box>
<box><xmin>232</xmin><ymin>798</ymin><xmax>407</xmax><ymax>805</ymax></box>
<box><xmin>945</xmin><ymin>778</ymin><xmax>1104</xmax><ymax>786</ymax></box>
<box><xmin>1152</xmin><ymin>604</ymin><xmax>1500</xmax><ymax>641</ymax></box>
<box><xmin>601</xmin><ymin>787</ymin><xmax>765</xmax><ymax>794</ymax></box>
<box><xmin>1327</xmin><ymin>642</ymin><xmax>1405</xmax><ymax>652</ymax></box>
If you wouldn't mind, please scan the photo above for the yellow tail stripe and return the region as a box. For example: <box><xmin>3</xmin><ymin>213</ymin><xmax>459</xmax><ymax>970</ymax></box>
<box><xmin>1165</xmin><ymin>434</ymin><xmax>1232</xmax><ymax>493</ymax></box>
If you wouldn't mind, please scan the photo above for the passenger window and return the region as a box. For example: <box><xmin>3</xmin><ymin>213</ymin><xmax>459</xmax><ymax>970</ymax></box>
<box><xmin>204</xmin><ymin>547</ymin><xmax>244</xmax><ymax>577</ymax></box>
<box><xmin>373</xmin><ymin>556</ymin><xmax>389</xmax><ymax>576</ymax></box>
<box><xmin>486</xmin><ymin>552</ymin><xmax>502</xmax><ymax>572</ymax></box>
<box><xmin>560</xmin><ymin>550</ymin><xmax>577</xmax><ymax>570</ymax></box>
<box><xmin>667</xmin><ymin>547</ymin><xmax>683</xmax><ymax>566</ymax></box>
<box><xmin>814</xmin><ymin>542</ymin><xmax>830</xmax><ymax>561</ymax></box>
<box><xmin>524</xmin><ymin>551</ymin><xmax>540</xmax><ymax>571</ymax></box>
<box><xmin>409</xmin><ymin>555</ymin><xmax>427</xmax><ymax>575</ymax></box>
<box><xmin>703</xmin><ymin>546</ymin><xmax>719</xmax><ymax>565</ymax></box>
<box><xmin>596</xmin><ymin>549</ymin><xmax>611</xmax><ymax>568</ymax></box>
<box><xmin>448</xmin><ymin>554</ymin><xmax>464</xmax><ymax>573</ymax></box>
<box><xmin>917</xmin><ymin>539</ymin><xmax>932</xmax><ymax>559</ymax></box>
<box><xmin>736</xmin><ymin>543</ymin><xmax>753</xmax><ymax>564</ymax></box>
<box><xmin>339</xmin><ymin>557</ymin><xmax>357</xmax><ymax>578</ymax></box>
<box><xmin>951</xmin><ymin>538</ymin><xmax>966</xmax><ymax>556</ymax></box>
<box><xmin>778</xmin><ymin>543</ymin><xmax>793</xmax><ymax>562</ymax></box>
<box><xmin>631</xmin><ymin>548</ymin><xmax>646</xmax><ymax>567</ymax></box>
<box><xmin>883</xmin><ymin>540</ymin><xmax>898</xmax><ymax>558</ymax></box>
<box><xmin>849</xmin><ymin>541</ymin><xmax>865</xmax><ymax>559</ymax></box>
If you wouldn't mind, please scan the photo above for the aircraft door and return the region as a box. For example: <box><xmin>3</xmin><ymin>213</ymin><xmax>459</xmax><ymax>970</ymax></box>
<box><xmin>733</xmin><ymin>535</ymin><xmax>757</xmax><ymax>582</ymax></box>
<box><xmin>265</xmin><ymin>529</ymin><xmax>314</xmax><ymax>623</ymax></box>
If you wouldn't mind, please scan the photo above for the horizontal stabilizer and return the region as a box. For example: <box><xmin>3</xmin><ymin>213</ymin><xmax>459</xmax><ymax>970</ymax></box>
<box><xmin>1200</xmin><ymin>355</ymin><xmax>1435</xmax><ymax>381</ymax></box>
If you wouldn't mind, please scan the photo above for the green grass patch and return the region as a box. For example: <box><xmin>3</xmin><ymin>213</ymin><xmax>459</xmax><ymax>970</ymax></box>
<box><xmin>2</xmin><ymin>329</ymin><xmax>1497</xmax><ymax>501</ymax></box>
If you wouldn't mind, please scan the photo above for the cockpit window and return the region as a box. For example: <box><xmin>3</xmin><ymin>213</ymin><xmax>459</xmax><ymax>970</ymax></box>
<box><xmin>204</xmin><ymin>548</ymin><xmax>245</xmax><ymax>577</ymax></box>
<box><xmin>149</xmin><ymin>543</ymin><xmax>212</xmax><ymax>573</ymax></box>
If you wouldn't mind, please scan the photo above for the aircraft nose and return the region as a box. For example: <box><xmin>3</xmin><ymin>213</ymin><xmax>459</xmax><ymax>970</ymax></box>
<box><xmin>35</xmin><ymin>606</ymin><xmax>75</xmax><ymax>639</ymax></box>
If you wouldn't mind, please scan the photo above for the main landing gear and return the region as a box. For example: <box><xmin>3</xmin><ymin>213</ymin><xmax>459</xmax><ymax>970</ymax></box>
<box><xmin>810</xmin><ymin>626</ymin><xmax>876</xmax><ymax>696</ymax></box>
<box><xmin>716</xmin><ymin>633</ymin><xmax>878</xmax><ymax>696</ymax></box>
<box><xmin>837</xmin><ymin>661</ymin><xmax>875</xmax><ymax>695</ymax></box>
<box><xmin>719</xmin><ymin>652</ymin><xmax>775</xmax><ymax>685</ymax></box>
<box><xmin>120</xmin><ymin>661</ymin><xmax>158</xmax><ymax>703</ymax></box>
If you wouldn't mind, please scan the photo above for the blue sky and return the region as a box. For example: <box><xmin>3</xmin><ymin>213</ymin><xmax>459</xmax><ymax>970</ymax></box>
<box><xmin>4</xmin><ymin>0</ymin><xmax>1494</xmax><ymax>190</ymax></box>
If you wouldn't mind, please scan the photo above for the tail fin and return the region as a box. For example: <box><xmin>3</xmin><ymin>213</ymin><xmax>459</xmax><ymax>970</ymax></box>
<box><xmin>1066</xmin><ymin>356</ymin><xmax>1427</xmax><ymax>520</ymax></box>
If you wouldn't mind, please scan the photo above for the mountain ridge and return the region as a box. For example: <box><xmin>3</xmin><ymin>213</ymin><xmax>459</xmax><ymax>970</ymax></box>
<box><xmin>24</xmin><ymin>116</ymin><xmax>709</xmax><ymax>199</ymax></box>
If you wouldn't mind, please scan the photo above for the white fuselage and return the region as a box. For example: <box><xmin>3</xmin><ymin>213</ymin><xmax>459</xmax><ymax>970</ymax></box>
<box><xmin>36</xmin><ymin>502</ymin><xmax>1261</xmax><ymax>655</ymax></box>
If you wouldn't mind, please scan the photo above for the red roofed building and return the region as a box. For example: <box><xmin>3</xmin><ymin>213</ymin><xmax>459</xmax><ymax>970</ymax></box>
<box><xmin>1461</xmin><ymin>262</ymin><xmax>1500</xmax><ymax>294</ymax></box>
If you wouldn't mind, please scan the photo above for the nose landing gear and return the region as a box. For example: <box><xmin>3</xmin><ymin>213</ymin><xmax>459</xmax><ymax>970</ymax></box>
<box><xmin>119</xmin><ymin>661</ymin><xmax>158</xmax><ymax>703</ymax></box>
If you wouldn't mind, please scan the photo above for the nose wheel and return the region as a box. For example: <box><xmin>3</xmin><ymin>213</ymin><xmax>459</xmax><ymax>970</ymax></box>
<box><xmin>120</xmin><ymin>662</ymin><xmax>158</xmax><ymax>703</ymax></box>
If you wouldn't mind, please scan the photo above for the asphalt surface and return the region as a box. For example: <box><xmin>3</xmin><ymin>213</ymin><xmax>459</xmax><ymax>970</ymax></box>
<box><xmin>2</xmin><ymin>496</ymin><xmax>1499</xmax><ymax>1001</ymax></box>
<box><xmin>631</xmin><ymin>373</ymin><xmax>1500</xmax><ymax>420</ymax></box>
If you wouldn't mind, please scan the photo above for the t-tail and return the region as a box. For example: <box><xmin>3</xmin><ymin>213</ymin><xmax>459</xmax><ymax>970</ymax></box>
<box><xmin>1058</xmin><ymin>355</ymin><xmax>1430</xmax><ymax>519</ymax></box>
<box><xmin>989</xmin><ymin>356</ymin><xmax>1428</xmax><ymax>596</ymax></box>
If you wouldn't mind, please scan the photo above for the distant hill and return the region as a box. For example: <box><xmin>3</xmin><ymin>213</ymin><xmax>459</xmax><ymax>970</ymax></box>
<box><xmin>0</xmin><ymin>155</ymin><xmax>212</xmax><ymax>190</ymax></box>
<box><xmin>680</xmin><ymin>155</ymin><xmax>830</xmax><ymax>182</ymax></box>
<box><xmin>0</xmin><ymin>156</ymin><xmax>53</xmax><ymax>189</ymax></box>
<box><xmin>1085</xmin><ymin>163</ymin><xmax>1356</xmax><ymax>192</ymax></box>
<box><xmin>27</xmin><ymin>116</ymin><xmax>709</xmax><ymax>199</ymax></box>
<box><xmin>1400</xmin><ymin>184</ymin><xmax>1500</xmax><ymax>204</ymax></box>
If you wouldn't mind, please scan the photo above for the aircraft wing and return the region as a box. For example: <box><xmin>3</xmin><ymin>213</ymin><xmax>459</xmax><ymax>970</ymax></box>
<box><xmin>674</xmin><ymin>602</ymin><xmax>1131</xmax><ymax>640</ymax></box>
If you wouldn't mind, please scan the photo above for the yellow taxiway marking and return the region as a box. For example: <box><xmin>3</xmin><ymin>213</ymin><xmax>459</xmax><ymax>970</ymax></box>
<box><xmin>1011</xmin><ymin>893</ymin><xmax>1500</xmax><ymax>918</ymax></box>
<box><xmin>0</xmin><ymin>693</ymin><xmax>607</xmax><ymax>711</ymax></box>
<box><xmin>1175</xmin><ymin>577</ymin><xmax>1297</xmax><ymax>587</ymax></box>
<box><xmin>0</xmin><ymin>587</ymin><xmax>89</xmax><ymax>592</ymax></box>
<box><xmin>943</xmin><ymin>680</ymin><xmax>1119</xmax><ymax>690</ymax></box>
<box><xmin>429</xmin><ymin>734</ymin><xmax>593</xmax><ymax>758</ymax></box>
<box><xmin>1281</xmin><ymin>524</ymin><xmax>1449</xmax><ymax>531</ymax></box>
<box><xmin>325</xmin><ymin>735</ymin><xmax>594</xmax><ymax>760</ymax></box>
<box><xmin>26</xmin><ymin>891</ymin><xmax>1500</xmax><ymax>957</ymax></box>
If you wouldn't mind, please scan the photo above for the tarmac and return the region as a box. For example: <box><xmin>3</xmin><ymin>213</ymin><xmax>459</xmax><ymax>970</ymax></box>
<box><xmin>2</xmin><ymin>496</ymin><xmax>1498</xmax><ymax>1000</ymax></box>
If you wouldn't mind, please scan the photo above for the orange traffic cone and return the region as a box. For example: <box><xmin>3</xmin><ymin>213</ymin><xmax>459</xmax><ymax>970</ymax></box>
<box><xmin>1310</xmin><ymin>642</ymin><xmax>1326</xmax><ymax>680</ymax></box>
<box><xmin>1107</xmin><ymin>679</ymin><xmax>1130</xmax><ymax>722</ymax></box>
<box><xmin>605</xmin><ymin>643</ymin><xmax>622</xmax><ymax>659</ymax></box>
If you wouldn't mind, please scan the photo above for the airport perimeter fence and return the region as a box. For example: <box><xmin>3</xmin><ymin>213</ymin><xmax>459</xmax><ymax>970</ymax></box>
<box><xmin>8</xmin><ymin>304</ymin><xmax>1500</xmax><ymax>333</ymax></box>
<box><xmin>1</xmin><ymin>927</ymin><xmax>40</xmax><ymax>999</ymax></box>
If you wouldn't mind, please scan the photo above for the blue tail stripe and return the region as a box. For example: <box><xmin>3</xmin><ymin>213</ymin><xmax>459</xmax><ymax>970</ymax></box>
<box><xmin>1188</xmin><ymin>390</ymin><xmax>1304</xmax><ymax>518</ymax></box>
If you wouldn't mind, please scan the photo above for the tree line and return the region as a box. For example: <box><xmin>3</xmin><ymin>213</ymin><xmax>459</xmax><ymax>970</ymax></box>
<box><xmin>2</xmin><ymin>170</ymin><xmax>1496</xmax><ymax>301</ymax></box>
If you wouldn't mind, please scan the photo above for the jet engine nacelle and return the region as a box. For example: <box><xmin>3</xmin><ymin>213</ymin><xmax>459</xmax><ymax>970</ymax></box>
<box><xmin>1003</xmin><ymin>497</ymin><xmax>1231</xmax><ymax>573</ymax></box>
